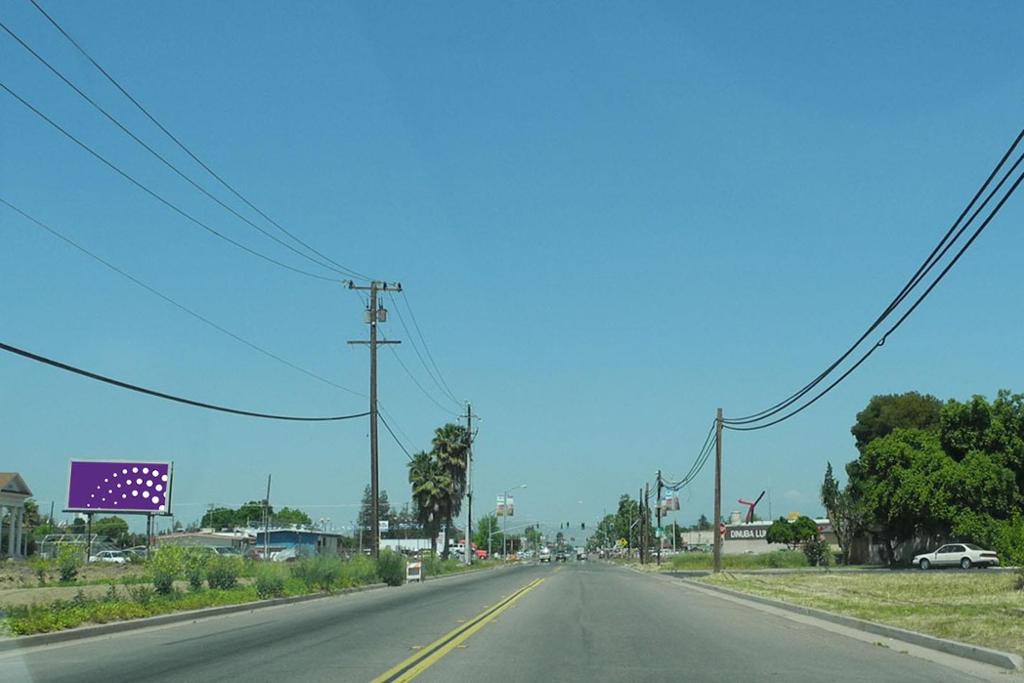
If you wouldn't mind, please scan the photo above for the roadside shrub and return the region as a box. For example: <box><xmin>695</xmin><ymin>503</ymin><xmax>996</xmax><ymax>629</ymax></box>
<box><xmin>206</xmin><ymin>556</ymin><xmax>242</xmax><ymax>590</ymax></box>
<box><xmin>182</xmin><ymin>548</ymin><xmax>209</xmax><ymax>592</ymax></box>
<box><xmin>339</xmin><ymin>554</ymin><xmax>378</xmax><ymax>588</ymax></box>
<box><xmin>254</xmin><ymin>567</ymin><xmax>286</xmax><ymax>599</ymax></box>
<box><xmin>1015</xmin><ymin>566</ymin><xmax>1024</xmax><ymax>592</ymax></box>
<box><xmin>150</xmin><ymin>546</ymin><xmax>185</xmax><ymax>595</ymax></box>
<box><xmin>56</xmin><ymin>544</ymin><xmax>83</xmax><ymax>584</ymax></box>
<box><xmin>291</xmin><ymin>556</ymin><xmax>343</xmax><ymax>592</ymax></box>
<box><xmin>376</xmin><ymin>549</ymin><xmax>406</xmax><ymax>587</ymax></box>
<box><xmin>31</xmin><ymin>557</ymin><xmax>50</xmax><ymax>587</ymax></box>
<box><xmin>803</xmin><ymin>539</ymin><xmax>832</xmax><ymax>567</ymax></box>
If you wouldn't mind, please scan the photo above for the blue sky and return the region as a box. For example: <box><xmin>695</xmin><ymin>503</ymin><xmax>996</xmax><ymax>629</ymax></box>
<box><xmin>2</xmin><ymin>2</ymin><xmax>1022</xmax><ymax>536</ymax></box>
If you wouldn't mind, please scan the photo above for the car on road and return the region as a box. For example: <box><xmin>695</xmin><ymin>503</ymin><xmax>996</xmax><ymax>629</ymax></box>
<box><xmin>539</xmin><ymin>547</ymin><xmax>552</xmax><ymax>563</ymax></box>
<box><xmin>89</xmin><ymin>550</ymin><xmax>128</xmax><ymax>564</ymax></box>
<box><xmin>576</xmin><ymin>549</ymin><xmax>587</xmax><ymax>561</ymax></box>
<box><xmin>913</xmin><ymin>543</ymin><xmax>999</xmax><ymax>570</ymax></box>
<box><xmin>555</xmin><ymin>550</ymin><xmax>567</xmax><ymax>562</ymax></box>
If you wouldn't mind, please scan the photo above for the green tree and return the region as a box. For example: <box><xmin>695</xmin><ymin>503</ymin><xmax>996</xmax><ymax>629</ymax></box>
<box><xmin>408</xmin><ymin>451</ymin><xmax>450</xmax><ymax>554</ymax></box>
<box><xmin>524</xmin><ymin>525</ymin><xmax>542</xmax><ymax>552</ymax></box>
<box><xmin>821</xmin><ymin>462</ymin><xmax>865</xmax><ymax>564</ymax></box>
<box><xmin>474</xmin><ymin>513</ymin><xmax>501</xmax><ymax>555</ymax></box>
<box><xmin>851</xmin><ymin>392</ymin><xmax>942</xmax><ymax>453</ymax></box>
<box><xmin>356</xmin><ymin>485</ymin><xmax>391</xmax><ymax>541</ymax></box>
<box><xmin>274</xmin><ymin>507</ymin><xmax>313</xmax><ymax>527</ymax></box>
<box><xmin>765</xmin><ymin>518</ymin><xmax>794</xmax><ymax>547</ymax></box>
<box><xmin>92</xmin><ymin>516</ymin><xmax>129</xmax><ymax>546</ymax></box>
<box><xmin>847</xmin><ymin>429</ymin><xmax>950</xmax><ymax>565</ymax></box>
<box><xmin>696</xmin><ymin>514</ymin><xmax>711</xmax><ymax>531</ymax></box>
<box><xmin>430</xmin><ymin>423</ymin><xmax>470</xmax><ymax>558</ymax></box>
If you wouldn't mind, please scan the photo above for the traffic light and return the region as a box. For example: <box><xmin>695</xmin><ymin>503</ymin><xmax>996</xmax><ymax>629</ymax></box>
<box><xmin>581</xmin><ymin>522</ymin><xmax>585</xmax><ymax>530</ymax></box>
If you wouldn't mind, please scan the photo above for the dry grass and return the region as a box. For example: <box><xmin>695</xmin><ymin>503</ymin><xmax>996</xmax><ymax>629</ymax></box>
<box><xmin>700</xmin><ymin>571</ymin><xmax>1024</xmax><ymax>658</ymax></box>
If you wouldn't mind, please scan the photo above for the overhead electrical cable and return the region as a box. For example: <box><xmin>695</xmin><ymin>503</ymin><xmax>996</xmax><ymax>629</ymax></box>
<box><xmin>0</xmin><ymin>80</ymin><xmax>337</xmax><ymax>282</ymax></box>
<box><xmin>723</xmin><ymin>127</ymin><xmax>1024</xmax><ymax>426</ymax></box>
<box><xmin>382</xmin><ymin>336</ymin><xmax>462</xmax><ymax>418</ymax></box>
<box><xmin>0</xmin><ymin>20</ymin><xmax>349</xmax><ymax>279</ymax></box>
<box><xmin>0</xmin><ymin>340</ymin><xmax>370</xmax><ymax>421</ymax></box>
<box><xmin>27</xmin><ymin>0</ymin><xmax>371</xmax><ymax>282</ymax></box>
<box><xmin>397</xmin><ymin>291</ymin><xmax>461</xmax><ymax>405</ymax></box>
<box><xmin>388</xmin><ymin>292</ymin><xmax>462</xmax><ymax>410</ymax></box>
<box><xmin>379</xmin><ymin>412</ymin><xmax>413</xmax><ymax>461</ymax></box>
<box><xmin>726</xmin><ymin>152</ymin><xmax>1024</xmax><ymax>432</ymax></box>
<box><xmin>0</xmin><ymin>197</ymin><xmax>365</xmax><ymax>398</ymax></box>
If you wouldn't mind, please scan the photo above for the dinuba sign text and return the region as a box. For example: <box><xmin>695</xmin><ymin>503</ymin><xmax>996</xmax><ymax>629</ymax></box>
<box><xmin>724</xmin><ymin>524</ymin><xmax>770</xmax><ymax>541</ymax></box>
<box><xmin>67</xmin><ymin>460</ymin><xmax>173</xmax><ymax>515</ymax></box>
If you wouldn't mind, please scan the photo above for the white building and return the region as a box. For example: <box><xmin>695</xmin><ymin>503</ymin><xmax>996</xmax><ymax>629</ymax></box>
<box><xmin>0</xmin><ymin>472</ymin><xmax>32</xmax><ymax>558</ymax></box>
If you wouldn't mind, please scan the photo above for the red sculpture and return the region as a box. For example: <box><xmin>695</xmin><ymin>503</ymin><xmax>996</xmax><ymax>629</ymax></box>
<box><xmin>737</xmin><ymin>490</ymin><xmax>766</xmax><ymax>524</ymax></box>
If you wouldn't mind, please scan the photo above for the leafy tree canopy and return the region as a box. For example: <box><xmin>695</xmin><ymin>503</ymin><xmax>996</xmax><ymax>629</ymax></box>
<box><xmin>851</xmin><ymin>391</ymin><xmax>942</xmax><ymax>453</ymax></box>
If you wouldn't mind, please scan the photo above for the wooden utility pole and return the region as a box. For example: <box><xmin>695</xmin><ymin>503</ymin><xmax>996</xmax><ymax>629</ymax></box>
<box><xmin>463</xmin><ymin>403</ymin><xmax>473</xmax><ymax>566</ymax></box>
<box><xmin>263</xmin><ymin>474</ymin><xmax>272</xmax><ymax>561</ymax></box>
<box><xmin>713</xmin><ymin>407</ymin><xmax>723</xmax><ymax>574</ymax></box>
<box><xmin>347</xmin><ymin>280</ymin><xmax>401</xmax><ymax>559</ymax></box>
<box><xmin>656</xmin><ymin>470</ymin><xmax>663</xmax><ymax>566</ymax></box>
<box><xmin>645</xmin><ymin>482</ymin><xmax>652</xmax><ymax>565</ymax></box>
<box><xmin>639</xmin><ymin>486</ymin><xmax>646</xmax><ymax>565</ymax></box>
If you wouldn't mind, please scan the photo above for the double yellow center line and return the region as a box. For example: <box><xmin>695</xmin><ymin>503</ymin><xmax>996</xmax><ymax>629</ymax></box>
<box><xmin>372</xmin><ymin>577</ymin><xmax>545</xmax><ymax>682</ymax></box>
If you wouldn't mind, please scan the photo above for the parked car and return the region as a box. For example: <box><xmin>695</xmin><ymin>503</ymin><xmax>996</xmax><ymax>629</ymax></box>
<box><xmin>89</xmin><ymin>550</ymin><xmax>128</xmax><ymax>564</ymax></box>
<box><xmin>475</xmin><ymin>548</ymin><xmax>488</xmax><ymax>560</ymax></box>
<box><xmin>914</xmin><ymin>543</ymin><xmax>999</xmax><ymax>570</ymax></box>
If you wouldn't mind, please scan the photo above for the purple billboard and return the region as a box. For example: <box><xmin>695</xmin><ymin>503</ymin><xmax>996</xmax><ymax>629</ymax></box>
<box><xmin>67</xmin><ymin>460</ymin><xmax>173</xmax><ymax>515</ymax></box>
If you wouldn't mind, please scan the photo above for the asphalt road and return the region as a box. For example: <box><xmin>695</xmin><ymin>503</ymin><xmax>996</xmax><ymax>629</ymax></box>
<box><xmin>0</xmin><ymin>562</ymin><xmax>1005</xmax><ymax>682</ymax></box>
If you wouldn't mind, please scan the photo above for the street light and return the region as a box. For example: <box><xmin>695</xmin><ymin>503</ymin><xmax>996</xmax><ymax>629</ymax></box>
<box><xmin>501</xmin><ymin>484</ymin><xmax>527</xmax><ymax>560</ymax></box>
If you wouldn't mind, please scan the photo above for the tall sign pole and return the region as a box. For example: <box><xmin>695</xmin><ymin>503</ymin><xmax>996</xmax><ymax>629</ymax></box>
<box><xmin>713</xmin><ymin>407</ymin><xmax>723</xmax><ymax>574</ymax></box>
<box><xmin>347</xmin><ymin>280</ymin><xmax>401</xmax><ymax>559</ymax></box>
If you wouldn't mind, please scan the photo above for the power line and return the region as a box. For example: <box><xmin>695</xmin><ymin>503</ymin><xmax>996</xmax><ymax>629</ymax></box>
<box><xmin>663</xmin><ymin>422</ymin><xmax>716</xmax><ymax>491</ymax></box>
<box><xmin>397</xmin><ymin>291</ymin><xmax>461</xmax><ymax>405</ymax></box>
<box><xmin>380</xmin><ymin>332</ymin><xmax>462</xmax><ymax>417</ymax></box>
<box><xmin>26</xmin><ymin>0</ymin><xmax>371</xmax><ymax>282</ymax></box>
<box><xmin>0</xmin><ymin>197</ymin><xmax>365</xmax><ymax>398</ymax></box>
<box><xmin>379</xmin><ymin>412</ymin><xmax>413</xmax><ymax>461</ymax></box>
<box><xmin>726</xmin><ymin>151</ymin><xmax>1024</xmax><ymax>432</ymax></box>
<box><xmin>0</xmin><ymin>340</ymin><xmax>370</xmax><ymax>421</ymax></box>
<box><xmin>0</xmin><ymin>80</ymin><xmax>338</xmax><ymax>282</ymax></box>
<box><xmin>388</xmin><ymin>292</ymin><xmax>462</xmax><ymax>409</ymax></box>
<box><xmin>0</xmin><ymin>19</ymin><xmax>350</xmax><ymax>279</ymax></box>
<box><xmin>723</xmin><ymin>127</ymin><xmax>1024</xmax><ymax>426</ymax></box>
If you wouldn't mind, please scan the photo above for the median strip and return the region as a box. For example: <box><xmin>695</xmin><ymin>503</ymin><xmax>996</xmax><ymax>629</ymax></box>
<box><xmin>372</xmin><ymin>577</ymin><xmax>544</xmax><ymax>682</ymax></box>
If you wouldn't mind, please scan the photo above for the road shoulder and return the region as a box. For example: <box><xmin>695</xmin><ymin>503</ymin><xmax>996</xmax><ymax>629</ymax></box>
<box><xmin>650</xmin><ymin>571</ymin><xmax>1022</xmax><ymax>680</ymax></box>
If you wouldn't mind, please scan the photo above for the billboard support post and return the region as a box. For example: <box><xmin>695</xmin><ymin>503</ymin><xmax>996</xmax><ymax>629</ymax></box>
<box><xmin>85</xmin><ymin>512</ymin><xmax>93</xmax><ymax>561</ymax></box>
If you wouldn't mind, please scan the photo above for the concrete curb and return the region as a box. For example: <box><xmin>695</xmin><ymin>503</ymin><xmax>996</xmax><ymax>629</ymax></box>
<box><xmin>0</xmin><ymin>582</ymin><xmax>388</xmax><ymax>653</ymax></box>
<box><xmin>679</xmin><ymin>578</ymin><xmax>1023</xmax><ymax>671</ymax></box>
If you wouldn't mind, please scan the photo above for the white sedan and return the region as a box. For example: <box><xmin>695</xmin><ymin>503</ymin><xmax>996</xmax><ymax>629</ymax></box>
<box><xmin>913</xmin><ymin>543</ymin><xmax>999</xmax><ymax>570</ymax></box>
<box><xmin>89</xmin><ymin>550</ymin><xmax>128</xmax><ymax>564</ymax></box>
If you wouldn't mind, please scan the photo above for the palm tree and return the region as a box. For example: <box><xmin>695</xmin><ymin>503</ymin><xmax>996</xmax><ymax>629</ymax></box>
<box><xmin>431</xmin><ymin>424</ymin><xmax>469</xmax><ymax>557</ymax></box>
<box><xmin>407</xmin><ymin>451</ymin><xmax>450</xmax><ymax>555</ymax></box>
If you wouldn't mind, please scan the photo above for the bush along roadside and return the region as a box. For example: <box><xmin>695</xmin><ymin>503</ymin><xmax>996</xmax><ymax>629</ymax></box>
<box><xmin>2</xmin><ymin>553</ymin><xmax>386</xmax><ymax>636</ymax></box>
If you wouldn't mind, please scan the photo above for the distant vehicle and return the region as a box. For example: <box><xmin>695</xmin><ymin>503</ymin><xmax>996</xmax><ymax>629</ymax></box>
<box><xmin>89</xmin><ymin>550</ymin><xmax>128</xmax><ymax>564</ymax></box>
<box><xmin>555</xmin><ymin>550</ymin><xmax>567</xmax><ymax>562</ymax></box>
<box><xmin>475</xmin><ymin>548</ymin><xmax>488</xmax><ymax>559</ymax></box>
<box><xmin>576</xmin><ymin>550</ymin><xmax>587</xmax><ymax>561</ymax></box>
<box><xmin>914</xmin><ymin>543</ymin><xmax>999</xmax><ymax>570</ymax></box>
<box><xmin>539</xmin><ymin>547</ymin><xmax>552</xmax><ymax>563</ymax></box>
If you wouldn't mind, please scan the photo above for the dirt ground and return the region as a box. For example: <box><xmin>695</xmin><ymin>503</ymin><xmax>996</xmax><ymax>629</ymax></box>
<box><xmin>0</xmin><ymin>559</ymin><xmax>149</xmax><ymax>608</ymax></box>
